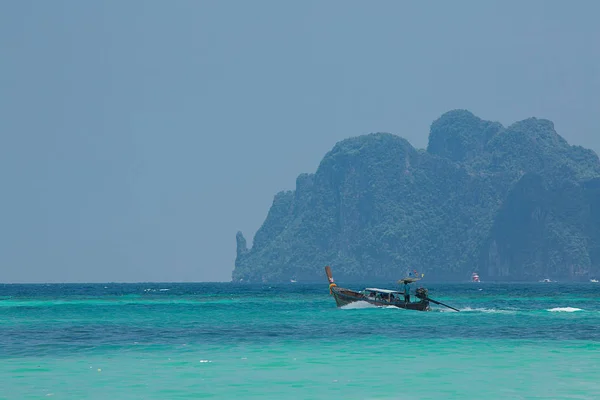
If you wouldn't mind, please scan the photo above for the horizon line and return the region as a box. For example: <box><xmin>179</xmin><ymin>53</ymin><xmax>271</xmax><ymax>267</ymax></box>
<box><xmin>0</xmin><ymin>280</ymin><xmax>590</xmax><ymax>285</ymax></box>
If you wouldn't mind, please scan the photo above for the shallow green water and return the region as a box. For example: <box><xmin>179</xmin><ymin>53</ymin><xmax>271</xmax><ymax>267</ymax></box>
<box><xmin>1</xmin><ymin>283</ymin><xmax>599</xmax><ymax>399</ymax></box>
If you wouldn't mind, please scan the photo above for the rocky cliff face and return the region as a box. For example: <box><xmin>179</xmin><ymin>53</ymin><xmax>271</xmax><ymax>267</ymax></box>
<box><xmin>233</xmin><ymin>110</ymin><xmax>600</xmax><ymax>282</ymax></box>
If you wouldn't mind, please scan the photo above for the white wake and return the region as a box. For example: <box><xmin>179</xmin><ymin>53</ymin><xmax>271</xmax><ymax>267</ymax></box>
<box><xmin>547</xmin><ymin>307</ymin><xmax>582</xmax><ymax>312</ymax></box>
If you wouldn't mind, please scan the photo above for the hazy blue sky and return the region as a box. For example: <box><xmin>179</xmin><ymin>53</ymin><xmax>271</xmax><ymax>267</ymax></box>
<box><xmin>1</xmin><ymin>1</ymin><xmax>599</xmax><ymax>282</ymax></box>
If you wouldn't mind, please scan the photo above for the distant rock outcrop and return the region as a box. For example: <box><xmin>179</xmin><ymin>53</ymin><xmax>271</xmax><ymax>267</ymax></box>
<box><xmin>236</xmin><ymin>231</ymin><xmax>248</xmax><ymax>258</ymax></box>
<box><xmin>233</xmin><ymin>110</ymin><xmax>600</xmax><ymax>282</ymax></box>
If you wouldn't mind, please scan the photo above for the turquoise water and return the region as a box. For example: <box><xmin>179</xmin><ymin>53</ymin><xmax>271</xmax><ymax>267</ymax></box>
<box><xmin>1</xmin><ymin>283</ymin><xmax>599</xmax><ymax>399</ymax></box>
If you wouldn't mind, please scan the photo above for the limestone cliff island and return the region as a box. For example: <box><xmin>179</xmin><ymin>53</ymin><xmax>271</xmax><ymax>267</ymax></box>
<box><xmin>233</xmin><ymin>110</ymin><xmax>600</xmax><ymax>283</ymax></box>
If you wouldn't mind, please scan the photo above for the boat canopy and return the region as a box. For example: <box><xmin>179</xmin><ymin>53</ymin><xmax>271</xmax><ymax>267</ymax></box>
<box><xmin>364</xmin><ymin>288</ymin><xmax>402</xmax><ymax>294</ymax></box>
<box><xmin>397</xmin><ymin>278</ymin><xmax>420</xmax><ymax>284</ymax></box>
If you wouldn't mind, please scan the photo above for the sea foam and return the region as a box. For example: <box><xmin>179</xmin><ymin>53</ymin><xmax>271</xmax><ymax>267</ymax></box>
<box><xmin>340</xmin><ymin>301</ymin><xmax>378</xmax><ymax>310</ymax></box>
<box><xmin>547</xmin><ymin>307</ymin><xmax>582</xmax><ymax>312</ymax></box>
<box><xmin>458</xmin><ymin>307</ymin><xmax>516</xmax><ymax>314</ymax></box>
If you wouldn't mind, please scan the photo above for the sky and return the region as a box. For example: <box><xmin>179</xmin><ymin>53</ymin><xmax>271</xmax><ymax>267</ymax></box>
<box><xmin>1</xmin><ymin>0</ymin><xmax>599</xmax><ymax>283</ymax></box>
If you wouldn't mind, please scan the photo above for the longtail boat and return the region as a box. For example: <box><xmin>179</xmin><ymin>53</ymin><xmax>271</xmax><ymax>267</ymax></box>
<box><xmin>325</xmin><ymin>266</ymin><xmax>459</xmax><ymax>312</ymax></box>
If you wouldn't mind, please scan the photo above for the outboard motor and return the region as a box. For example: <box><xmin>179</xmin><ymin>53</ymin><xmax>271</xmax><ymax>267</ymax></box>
<box><xmin>415</xmin><ymin>287</ymin><xmax>429</xmax><ymax>300</ymax></box>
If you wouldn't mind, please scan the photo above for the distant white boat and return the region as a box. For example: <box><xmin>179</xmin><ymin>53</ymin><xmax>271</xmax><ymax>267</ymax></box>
<box><xmin>290</xmin><ymin>279</ymin><xmax>297</xmax><ymax>283</ymax></box>
<box><xmin>471</xmin><ymin>272</ymin><xmax>480</xmax><ymax>283</ymax></box>
<box><xmin>591</xmin><ymin>279</ymin><xmax>599</xmax><ymax>283</ymax></box>
<box><xmin>539</xmin><ymin>278</ymin><xmax>553</xmax><ymax>283</ymax></box>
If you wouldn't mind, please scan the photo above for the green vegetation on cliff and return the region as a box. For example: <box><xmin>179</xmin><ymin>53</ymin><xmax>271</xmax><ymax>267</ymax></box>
<box><xmin>233</xmin><ymin>110</ymin><xmax>600</xmax><ymax>282</ymax></box>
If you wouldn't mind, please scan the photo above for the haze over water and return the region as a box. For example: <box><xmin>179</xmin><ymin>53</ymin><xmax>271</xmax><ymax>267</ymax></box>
<box><xmin>2</xmin><ymin>1</ymin><xmax>600</xmax><ymax>283</ymax></box>
<box><xmin>2</xmin><ymin>282</ymin><xmax>599</xmax><ymax>399</ymax></box>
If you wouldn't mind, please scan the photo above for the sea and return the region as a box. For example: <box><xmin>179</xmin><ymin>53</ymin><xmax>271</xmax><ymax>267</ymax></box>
<box><xmin>1</xmin><ymin>282</ymin><xmax>599</xmax><ymax>399</ymax></box>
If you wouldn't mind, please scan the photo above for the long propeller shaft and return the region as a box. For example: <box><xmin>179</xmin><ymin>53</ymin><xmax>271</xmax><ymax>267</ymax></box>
<box><xmin>427</xmin><ymin>297</ymin><xmax>460</xmax><ymax>312</ymax></box>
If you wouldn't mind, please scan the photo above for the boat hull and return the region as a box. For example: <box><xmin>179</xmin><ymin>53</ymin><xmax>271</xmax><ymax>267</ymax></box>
<box><xmin>331</xmin><ymin>286</ymin><xmax>430</xmax><ymax>311</ymax></box>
